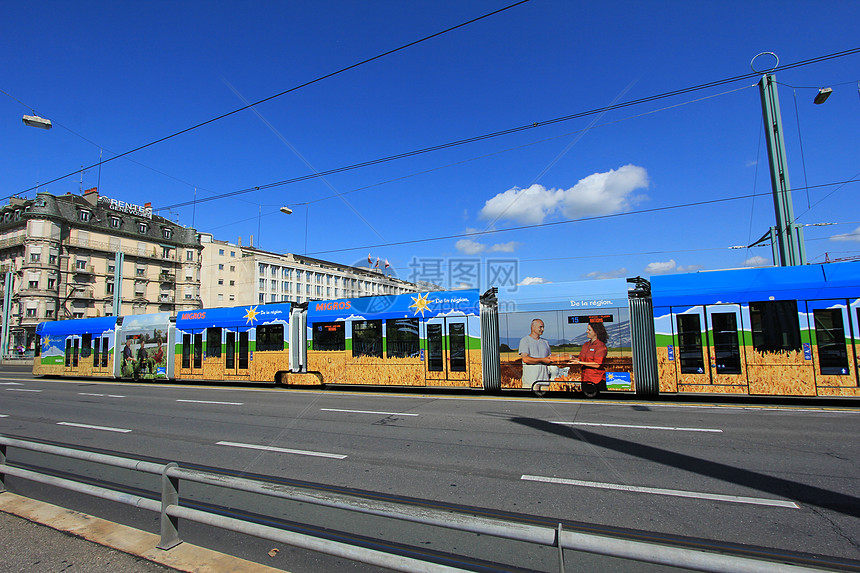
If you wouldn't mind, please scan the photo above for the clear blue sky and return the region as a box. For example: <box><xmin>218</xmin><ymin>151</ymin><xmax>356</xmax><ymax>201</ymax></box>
<box><xmin>3</xmin><ymin>1</ymin><xmax>859</xmax><ymax>291</ymax></box>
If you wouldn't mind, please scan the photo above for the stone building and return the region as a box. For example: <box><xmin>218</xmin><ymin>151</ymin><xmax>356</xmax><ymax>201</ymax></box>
<box><xmin>199</xmin><ymin>233</ymin><xmax>421</xmax><ymax>307</ymax></box>
<box><xmin>0</xmin><ymin>188</ymin><xmax>202</xmax><ymax>351</ymax></box>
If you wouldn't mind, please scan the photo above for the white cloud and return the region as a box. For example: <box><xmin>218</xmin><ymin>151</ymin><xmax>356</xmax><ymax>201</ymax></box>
<box><xmin>479</xmin><ymin>164</ymin><xmax>649</xmax><ymax>225</ymax></box>
<box><xmin>518</xmin><ymin>276</ymin><xmax>550</xmax><ymax>285</ymax></box>
<box><xmin>581</xmin><ymin>268</ymin><xmax>628</xmax><ymax>280</ymax></box>
<box><xmin>676</xmin><ymin>264</ymin><xmax>704</xmax><ymax>273</ymax></box>
<box><xmin>454</xmin><ymin>238</ymin><xmax>520</xmax><ymax>255</ymax></box>
<box><xmin>830</xmin><ymin>226</ymin><xmax>860</xmax><ymax>242</ymax></box>
<box><xmin>743</xmin><ymin>255</ymin><xmax>770</xmax><ymax>267</ymax></box>
<box><xmin>454</xmin><ymin>238</ymin><xmax>486</xmax><ymax>255</ymax></box>
<box><xmin>644</xmin><ymin>259</ymin><xmax>677</xmax><ymax>275</ymax></box>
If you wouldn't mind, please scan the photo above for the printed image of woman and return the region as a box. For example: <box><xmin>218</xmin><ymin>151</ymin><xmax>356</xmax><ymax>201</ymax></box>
<box><xmin>573</xmin><ymin>322</ymin><xmax>608</xmax><ymax>397</ymax></box>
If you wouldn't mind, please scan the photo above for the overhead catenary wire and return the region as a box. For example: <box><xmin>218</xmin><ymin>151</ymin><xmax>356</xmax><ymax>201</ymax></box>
<box><xmin>5</xmin><ymin>0</ymin><xmax>532</xmax><ymax>200</ymax></box>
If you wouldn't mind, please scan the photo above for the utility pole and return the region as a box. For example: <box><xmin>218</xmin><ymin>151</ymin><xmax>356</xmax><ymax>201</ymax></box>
<box><xmin>758</xmin><ymin>73</ymin><xmax>806</xmax><ymax>266</ymax></box>
<box><xmin>1</xmin><ymin>271</ymin><xmax>13</xmax><ymax>357</ymax></box>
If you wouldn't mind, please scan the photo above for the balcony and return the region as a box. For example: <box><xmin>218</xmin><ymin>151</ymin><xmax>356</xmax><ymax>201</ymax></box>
<box><xmin>159</xmin><ymin>272</ymin><xmax>176</xmax><ymax>283</ymax></box>
<box><xmin>69</xmin><ymin>288</ymin><xmax>94</xmax><ymax>299</ymax></box>
<box><xmin>159</xmin><ymin>294</ymin><xmax>175</xmax><ymax>303</ymax></box>
<box><xmin>72</xmin><ymin>264</ymin><xmax>96</xmax><ymax>276</ymax></box>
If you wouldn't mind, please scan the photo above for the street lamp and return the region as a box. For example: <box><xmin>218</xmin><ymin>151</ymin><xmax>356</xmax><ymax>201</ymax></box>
<box><xmin>279</xmin><ymin>206</ymin><xmax>293</xmax><ymax>215</ymax></box>
<box><xmin>813</xmin><ymin>87</ymin><xmax>832</xmax><ymax>105</ymax></box>
<box><xmin>22</xmin><ymin>114</ymin><xmax>52</xmax><ymax>129</ymax></box>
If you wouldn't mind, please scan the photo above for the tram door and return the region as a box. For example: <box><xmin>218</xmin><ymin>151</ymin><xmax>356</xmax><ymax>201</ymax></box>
<box><xmin>672</xmin><ymin>307</ymin><xmax>709</xmax><ymax>388</ymax></box>
<box><xmin>64</xmin><ymin>337</ymin><xmax>80</xmax><ymax>373</ymax></box>
<box><xmin>425</xmin><ymin>317</ymin><xmax>470</xmax><ymax>384</ymax></box>
<box><xmin>224</xmin><ymin>329</ymin><xmax>250</xmax><ymax>376</ymax></box>
<box><xmin>704</xmin><ymin>305</ymin><xmax>747</xmax><ymax>388</ymax></box>
<box><xmin>180</xmin><ymin>331</ymin><xmax>204</xmax><ymax>377</ymax></box>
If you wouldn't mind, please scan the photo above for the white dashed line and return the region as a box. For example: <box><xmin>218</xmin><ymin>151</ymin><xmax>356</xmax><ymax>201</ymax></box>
<box><xmin>216</xmin><ymin>441</ymin><xmax>347</xmax><ymax>459</ymax></box>
<box><xmin>177</xmin><ymin>399</ymin><xmax>244</xmax><ymax>405</ymax></box>
<box><xmin>6</xmin><ymin>388</ymin><xmax>42</xmax><ymax>392</ymax></box>
<box><xmin>79</xmin><ymin>393</ymin><xmax>126</xmax><ymax>398</ymax></box>
<box><xmin>320</xmin><ymin>408</ymin><xmax>419</xmax><ymax>416</ymax></box>
<box><xmin>57</xmin><ymin>422</ymin><xmax>132</xmax><ymax>433</ymax></box>
<box><xmin>552</xmin><ymin>421</ymin><xmax>722</xmax><ymax>433</ymax></box>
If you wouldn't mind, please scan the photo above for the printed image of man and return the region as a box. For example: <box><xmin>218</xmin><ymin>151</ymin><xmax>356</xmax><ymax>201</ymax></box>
<box><xmin>518</xmin><ymin>318</ymin><xmax>552</xmax><ymax>388</ymax></box>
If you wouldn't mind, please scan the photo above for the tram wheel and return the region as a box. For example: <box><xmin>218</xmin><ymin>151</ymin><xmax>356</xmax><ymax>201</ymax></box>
<box><xmin>582</xmin><ymin>383</ymin><xmax>599</xmax><ymax>399</ymax></box>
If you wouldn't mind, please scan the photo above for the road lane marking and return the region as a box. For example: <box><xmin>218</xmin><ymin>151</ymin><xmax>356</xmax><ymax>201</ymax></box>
<box><xmin>57</xmin><ymin>422</ymin><xmax>132</xmax><ymax>433</ymax></box>
<box><xmin>0</xmin><ymin>414</ymin><xmax>8</xmax><ymax>417</ymax></box>
<box><xmin>6</xmin><ymin>388</ymin><xmax>42</xmax><ymax>392</ymax></box>
<box><xmin>521</xmin><ymin>475</ymin><xmax>799</xmax><ymax>508</ymax></box>
<box><xmin>552</xmin><ymin>421</ymin><xmax>722</xmax><ymax>433</ymax></box>
<box><xmin>0</xmin><ymin>382</ymin><xmax>24</xmax><ymax>385</ymax></box>
<box><xmin>79</xmin><ymin>393</ymin><xmax>126</xmax><ymax>398</ymax></box>
<box><xmin>177</xmin><ymin>399</ymin><xmax>244</xmax><ymax>405</ymax></box>
<box><xmin>216</xmin><ymin>441</ymin><xmax>347</xmax><ymax>459</ymax></box>
<box><xmin>320</xmin><ymin>408</ymin><xmax>419</xmax><ymax>416</ymax></box>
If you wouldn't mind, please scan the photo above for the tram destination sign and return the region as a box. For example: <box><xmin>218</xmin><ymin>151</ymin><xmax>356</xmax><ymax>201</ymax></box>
<box><xmin>568</xmin><ymin>314</ymin><xmax>614</xmax><ymax>324</ymax></box>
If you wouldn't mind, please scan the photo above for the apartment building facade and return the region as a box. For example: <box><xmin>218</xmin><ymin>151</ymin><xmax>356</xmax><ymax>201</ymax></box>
<box><xmin>0</xmin><ymin>189</ymin><xmax>202</xmax><ymax>351</ymax></box>
<box><xmin>199</xmin><ymin>234</ymin><xmax>421</xmax><ymax>307</ymax></box>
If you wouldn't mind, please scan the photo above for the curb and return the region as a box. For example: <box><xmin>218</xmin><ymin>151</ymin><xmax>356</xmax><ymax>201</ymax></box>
<box><xmin>0</xmin><ymin>492</ymin><xmax>288</xmax><ymax>573</ymax></box>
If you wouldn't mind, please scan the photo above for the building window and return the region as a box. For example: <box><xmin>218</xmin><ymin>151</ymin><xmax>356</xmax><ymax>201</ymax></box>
<box><xmin>259</xmin><ymin>263</ymin><xmax>266</xmax><ymax>274</ymax></box>
<box><xmin>47</xmin><ymin>278</ymin><xmax>55</xmax><ymax>289</ymax></box>
<box><xmin>219</xmin><ymin>249</ymin><xmax>225</xmax><ymax>256</ymax></box>
<box><xmin>26</xmin><ymin>308</ymin><xmax>37</xmax><ymax>317</ymax></box>
<box><xmin>218</xmin><ymin>264</ymin><xmax>224</xmax><ymax>270</ymax></box>
<box><xmin>271</xmin><ymin>280</ymin><xmax>277</xmax><ymax>291</ymax></box>
<box><xmin>230</xmin><ymin>251</ymin><xmax>235</xmax><ymax>257</ymax></box>
<box><xmin>217</xmin><ymin>294</ymin><xmax>223</xmax><ymax>301</ymax></box>
<box><xmin>162</xmin><ymin>247</ymin><xmax>172</xmax><ymax>259</ymax></box>
<box><xmin>49</xmin><ymin>254</ymin><xmax>57</xmax><ymax>265</ymax></box>
<box><xmin>162</xmin><ymin>228</ymin><xmax>173</xmax><ymax>239</ymax></box>
<box><xmin>136</xmin><ymin>267</ymin><xmax>146</xmax><ymax>276</ymax></box>
<box><xmin>107</xmin><ymin>264</ymin><xmax>115</xmax><ymax>273</ymax></box>
<box><xmin>230</xmin><ymin>265</ymin><xmax>235</xmax><ymax>272</ymax></box>
<box><xmin>29</xmin><ymin>280</ymin><xmax>38</xmax><ymax>289</ymax></box>
<box><xmin>259</xmin><ymin>279</ymin><xmax>266</xmax><ymax>289</ymax></box>
<box><xmin>218</xmin><ymin>279</ymin><xmax>224</xmax><ymax>285</ymax></box>
<box><xmin>79</xmin><ymin>210</ymin><xmax>91</xmax><ymax>222</ymax></box>
<box><xmin>138</xmin><ymin>222</ymin><xmax>148</xmax><ymax>234</ymax></box>
<box><xmin>30</xmin><ymin>253</ymin><xmax>40</xmax><ymax>263</ymax></box>
<box><xmin>186</xmin><ymin>250</ymin><xmax>194</xmax><ymax>261</ymax></box>
<box><xmin>229</xmin><ymin>280</ymin><xmax>235</xmax><ymax>286</ymax></box>
<box><xmin>46</xmin><ymin>309</ymin><xmax>54</xmax><ymax>318</ymax></box>
<box><xmin>73</xmin><ymin>312</ymin><xmax>84</xmax><ymax>319</ymax></box>
<box><xmin>76</xmin><ymin>259</ymin><xmax>87</xmax><ymax>270</ymax></box>
<box><xmin>229</xmin><ymin>294</ymin><xmax>235</xmax><ymax>301</ymax></box>
<box><xmin>110</xmin><ymin>217</ymin><xmax>121</xmax><ymax>228</ymax></box>
<box><xmin>259</xmin><ymin>293</ymin><xmax>265</xmax><ymax>303</ymax></box>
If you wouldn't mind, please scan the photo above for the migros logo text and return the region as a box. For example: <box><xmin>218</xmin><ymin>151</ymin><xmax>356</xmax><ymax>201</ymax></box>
<box><xmin>316</xmin><ymin>300</ymin><xmax>351</xmax><ymax>311</ymax></box>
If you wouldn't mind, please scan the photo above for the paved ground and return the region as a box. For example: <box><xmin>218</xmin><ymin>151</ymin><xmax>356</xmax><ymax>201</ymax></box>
<box><xmin>0</xmin><ymin>493</ymin><xmax>287</xmax><ymax>573</ymax></box>
<box><xmin>1</xmin><ymin>510</ymin><xmax>178</xmax><ymax>573</ymax></box>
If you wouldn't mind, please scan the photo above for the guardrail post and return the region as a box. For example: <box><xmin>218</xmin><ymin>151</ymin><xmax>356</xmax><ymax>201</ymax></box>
<box><xmin>0</xmin><ymin>442</ymin><xmax>6</xmax><ymax>492</ymax></box>
<box><xmin>157</xmin><ymin>462</ymin><xmax>182</xmax><ymax>550</ymax></box>
<box><xmin>556</xmin><ymin>523</ymin><xmax>565</xmax><ymax>573</ymax></box>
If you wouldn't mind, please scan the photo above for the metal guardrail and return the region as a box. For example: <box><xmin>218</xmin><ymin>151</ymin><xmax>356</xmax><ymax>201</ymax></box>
<box><xmin>0</xmin><ymin>435</ymin><xmax>834</xmax><ymax>573</ymax></box>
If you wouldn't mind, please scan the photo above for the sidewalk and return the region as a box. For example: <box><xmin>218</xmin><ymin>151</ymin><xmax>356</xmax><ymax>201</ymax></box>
<box><xmin>0</xmin><ymin>492</ymin><xmax>288</xmax><ymax>573</ymax></box>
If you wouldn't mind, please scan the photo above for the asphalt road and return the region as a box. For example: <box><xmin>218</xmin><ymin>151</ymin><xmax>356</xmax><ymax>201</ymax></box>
<box><xmin>2</xmin><ymin>365</ymin><xmax>859</xmax><ymax>571</ymax></box>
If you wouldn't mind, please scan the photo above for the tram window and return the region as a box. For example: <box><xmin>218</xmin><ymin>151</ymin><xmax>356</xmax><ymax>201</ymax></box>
<box><xmin>676</xmin><ymin>314</ymin><xmax>705</xmax><ymax>374</ymax></box>
<box><xmin>72</xmin><ymin>338</ymin><xmax>79</xmax><ymax>367</ymax></box>
<box><xmin>813</xmin><ymin>309</ymin><xmax>849</xmax><ymax>375</ymax></box>
<box><xmin>353</xmin><ymin>320</ymin><xmax>382</xmax><ymax>358</ymax></box>
<box><xmin>93</xmin><ymin>337</ymin><xmax>100</xmax><ymax>367</ymax></box>
<box><xmin>102</xmin><ymin>337</ymin><xmax>109</xmax><ymax>367</ymax></box>
<box><xmin>257</xmin><ymin>324</ymin><xmax>284</xmax><ymax>352</ymax></box>
<box><xmin>449</xmin><ymin>323</ymin><xmax>467</xmax><ymax>372</ymax></box>
<box><xmin>711</xmin><ymin>313</ymin><xmax>741</xmax><ymax>374</ymax></box>
<box><xmin>386</xmin><ymin>318</ymin><xmax>419</xmax><ymax>358</ymax></box>
<box><xmin>65</xmin><ymin>339</ymin><xmax>72</xmax><ymax>367</ymax></box>
<box><xmin>312</xmin><ymin>322</ymin><xmax>345</xmax><ymax>351</ymax></box>
<box><xmin>238</xmin><ymin>331</ymin><xmax>249</xmax><ymax>369</ymax></box>
<box><xmin>225</xmin><ymin>331</ymin><xmax>235</xmax><ymax>369</ymax></box>
<box><xmin>206</xmin><ymin>328</ymin><xmax>222</xmax><ymax>358</ymax></box>
<box><xmin>182</xmin><ymin>334</ymin><xmax>191</xmax><ymax>369</ymax></box>
<box><xmin>427</xmin><ymin>324</ymin><xmax>443</xmax><ymax>371</ymax></box>
<box><xmin>35</xmin><ymin>335</ymin><xmax>41</xmax><ymax>357</ymax></box>
<box><xmin>749</xmin><ymin>301</ymin><xmax>801</xmax><ymax>353</ymax></box>
<box><xmin>81</xmin><ymin>334</ymin><xmax>92</xmax><ymax>359</ymax></box>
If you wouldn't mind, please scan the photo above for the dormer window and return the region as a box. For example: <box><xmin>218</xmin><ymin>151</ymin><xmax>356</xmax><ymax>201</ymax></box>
<box><xmin>138</xmin><ymin>222</ymin><xmax>148</xmax><ymax>234</ymax></box>
<box><xmin>162</xmin><ymin>227</ymin><xmax>173</xmax><ymax>239</ymax></box>
<box><xmin>79</xmin><ymin>210</ymin><xmax>91</xmax><ymax>222</ymax></box>
<box><xmin>110</xmin><ymin>217</ymin><xmax>121</xmax><ymax>228</ymax></box>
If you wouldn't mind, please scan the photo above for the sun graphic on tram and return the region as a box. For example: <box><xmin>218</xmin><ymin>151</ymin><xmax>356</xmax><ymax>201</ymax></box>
<box><xmin>409</xmin><ymin>293</ymin><xmax>431</xmax><ymax>316</ymax></box>
<box><xmin>243</xmin><ymin>305</ymin><xmax>260</xmax><ymax>325</ymax></box>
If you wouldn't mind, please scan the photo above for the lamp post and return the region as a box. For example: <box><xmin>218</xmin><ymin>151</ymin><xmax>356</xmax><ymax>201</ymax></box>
<box><xmin>2</xmin><ymin>112</ymin><xmax>54</xmax><ymax>357</ymax></box>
